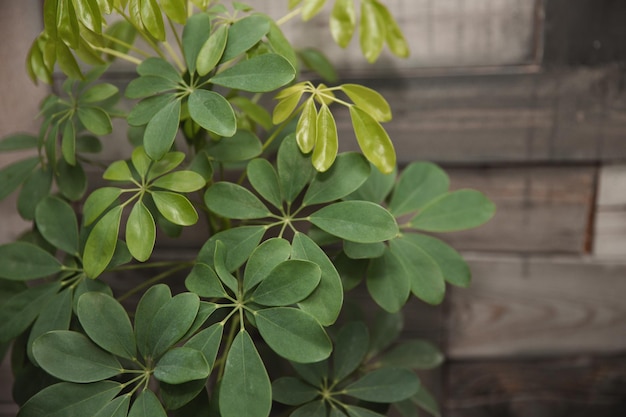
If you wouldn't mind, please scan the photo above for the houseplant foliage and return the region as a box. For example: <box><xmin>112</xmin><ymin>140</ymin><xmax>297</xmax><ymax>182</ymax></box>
<box><xmin>0</xmin><ymin>1</ymin><xmax>495</xmax><ymax>416</ymax></box>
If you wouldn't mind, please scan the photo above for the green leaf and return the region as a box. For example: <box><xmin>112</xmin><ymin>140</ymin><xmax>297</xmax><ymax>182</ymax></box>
<box><xmin>147</xmin><ymin>292</ymin><xmax>200</xmax><ymax>358</ymax></box>
<box><xmin>273</xmin><ymin>88</ymin><xmax>304</xmax><ymax>124</ymax></box>
<box><xmin>197</xmin><ymin>226</ymin><xmax>266</xmax><ymax>271</ymax></box>
<box><xmin>310</xmin><ymin>201</ymin><xmax>398</xmax><ymax>243</ymax></box>
<box><xmin>277</xmin><ymin>133</ymin><xmax>313</xmax><ymax>203</ymax></box>
<box><xmin>147</xmin><ymin>151</ymin><xmax>186</xmax><ymax>181</ymax></box>
<box><xmin>368</xmin><ymin>311</ymin><xmax>402</xmax><ymax>357</ymax></box>
<box><xmin>389</xmin><ymin>162</ymin><xmax>449</xmax><ymax>217</ymax></box>
<box><xmin>125</xmin><ymin>76</ymin><xmax>177</xmax><ymax>99</ymax></box>
<box><xmin>84</xmin><ymin>205</ymin><xmax>122</xmax><ymax>278</ymax></box>
<box><xmin>344</xmin><ymin>241</ymin><xmax>385</xmax><ymax>259</ymax></box>
<box><xmin>81</xmin><ymin>83</ymin><xmax>119</xmax><ymax>103</ymax></box>
<box><xmin>182</xmin><ymin>301</ymin><xmax>218</xmax><ymax>340</ymax></box>
<box><xmin>291</xmin><ymin>401</ymin><xmax>327</xmax><ymax>417</ymax></box>
<box><xmin>188</xmin><ymin>89</ymin><xmax>236</xmax><ymax>137</ymax></box>
<box><xmin>140</xmin><ymin>0</ymin><xmax>165</xmax><ymax>40</ymax></box>
<box><xmin>210</xmin><ymin>54</ymin><xmax>295</xmax><ymax>93</ymax></box>
<box><xmin>151</xmin><ymin>171</ymin><xmax>206</xmax><ymax>192</ymax></box>
<box><xmin>301</xmin><ymin>0</ymin><xmax>327</xmax><ymax>20</ymax></box>
<box><xmin>255</xmin><ymin>307</ymin><xmax>331</xmax><ymax>363</ymax></box>
<box><xmin>345</xmin><ymin>406</ymin><xmax>386</xmax><ymax>417</ymax></box>
<box><xmin>0</xmin><ymin>242</ymin><xmax>63</xmax><ymax>281</ymax></box>
<box><xmin>0</xmin><ymin>157</ymin><xmax>39</xmax><ymax>200</ymax></box>
<box><xmin>196</xmin><ymin>24</ymin><xmax>228</xmax><ymax>76</ymax></box>
<box><xmin>56</xmin><ymin>158</ymin><xmax>87</xmax><ymax>200</ymax></box>
<box><xmin>205</xmin><ymin>129</ymin><xmax>262</xmax><ymax>162</ymax></box>
<box><xmin>72</xmin><ymin>278</ymin><xmax>113</xmax><ymax>312</ymax></box>
<box><xmin>349</xmin><ymin>106</ymin><xmax>395</xmax><ymax>174</ymax></box>
<box><xmin>295</xmin><ymin>98</ymin><xmax>317</xmax><ymax>153</ymax></box>
<box><xmin>161</xmin><ymin>0</ymin><xmax>187</xmax><ymax>24</ymax></box>
<box><xmin>243</xmin><ymin>238</ymin><xmax>291</xmax><ymax>293</ymax></box>
<box><xmin>160</xmin><ymin>380</ymin><xmax>206</xmax><ymax>411</ymax></box>
<box><xmin>73</xmin><ymin>0</ymin><xmax>103</xmax><ymax>34</ymax></box>
<box><xmin>189</xmin><ymin>149</ymin><xmax>214</xmax><ymax>181</ymax></box>
<box><xmin>304</xmin><ymin>152</ymin><xmax>370</xmax><ymax>206</ymax></box>
<box><xmin>128</xmin><ymin>389</ymin><xmax>167</xmax><ymax>417</ymax></box>
<box><xmin>18</xmin><ymin>381</ymin><xmax>122</xmax><ymax>417</ymax></box>
<box><xmin>35</xmin><ymin>196</ymin><xmax>79</xmax><ymax>255</ymax></box>
<box><xmin>373</xmin><ymin>1</ymin><xmax>409</xmax><ymax>58</ymax></box>
<box><xmin>298</xmin><ymin>48</ymin><xmax>338</xmax><ymax>83</ymax></box>
<box><xmin>137</xmin><ymin>57</ymin><xmax>181</xmax><ymax>84</ymax></box>
<box><xmin>403</xmin><ymin>233</ymin><xmax>471</xmax><ymax>287</ymax></box>
<box><xmin>204</xmin><ymin>182</ymin><xmax>270</xmax><ymax>219</ymax></box>
<box><xmin>291</xmin><ymin>232</ymin><xmax>343</xmax><ymax>326</ymax></box>
<box><xmin>182</xmin><ymin>12</ymin><xmax>211</xmax><ymax>74</ymax></box>
<box><xmin>77</xmin><ymin>106</ymin><xmax>113</xmax><ymax>135</ymax></box>
<box><xmin>77</xmin><ymin>292</ymin><xmax>137</xmax><ymax>360</ymax></box>
<box><xmin>330</xmin><ymin>0</ymin><xmax>356</xmax><ymax>48</ymax></box>
<box><xmin>93</xmin><ymin>395</ymin><xmax>131</xmax><ymax>417</ymax></box>
<box><xmin>411</xmin><ymin>386</ymin><xmax>441</xmax><ymax>417</ymax></box>
<box><xmin>56</xmin><ymin>39</ymin><xmax>83</xmax><ymax>79</ymax></box>
<box><xmin>272</xmin><ymin>377</ymin><xmax>319</xmax><ymax>405</ymax></box>
<box><xmin>247</xmin><ymin>159</ymin><xmax>282</xmax><ymax>209</ymax></box>
<box><xmin>333</xmin><ymin>321</ymin><xmax>369</xmax><ymax>382</ymax></box>
<box><xmin>61</xmin><ymin>120</ymin><xmax>76</xmax><ymax>165</ymax></box>
<box><xmin>0</xmin><ymin>133</ymin><xmax>38</xmax><ymax>151</ymax></box>
<box><xmin>334</xmin><ymin>251</ymin><xmax>366</xmax><ymax>290</ymax></box>
<box><xmin>83</xmin><ymin>187</ymin><xmax>122</xmax><ymax>226</ymax></box>
<box><xmin>185</xmin><ymin>323</ymin><xmax>224</xmax><ymax>370</ymax></box>
<box><xmin>103</xmin><ymin>160</ymin><xmax>134</xmax><ymax>182</ymax></box>
<box><xmin>144</xmin><ymin>99</ymin><xmax>182</xmax><ymax>161</ymax></box>
<box><xmin>344</xmin><ymin>368</ymin><xmax>420</xmax><ymax>403</ymax></box>
<box><xmin>267</xmin><ymin>20</ymin><xmax>298</xmax><ymax>69</ymax></box>
<box><xmin>410</xmin><ymin>190</ymin><xmax>496</xmax><ymax>232</ymax></box>
<box><xmin>251</xmin><ymin>260</ymin><xmax>321</xmax><ymax>306</ymax></box>
<box><xmin>220</xmin><ymin>330</ymin><xmax>272</xmax><ymax>417</ymax></box>
<box><xmin>135</xmin><ymin>284</ymin><xmax>171</xmax><ymax>358</ymax></box>
<box><xmin>185</xmin><ymin>263</ymin><xmax>228</xmax><ymax>298</ymax></box>
<box><xmin>212</xmin><ymin>240</ymin><xmax>239</xmax><ymax>294</ymax></box>
<box><xmin>359</xmin><ymin>1</ymin><xmax>385</xmax><ymax>63</ymax></box>
<box><xmin>33</xmin><ymin>330</ymin><xmax>122</xmax><ymax>383</ymax></box>
<box><xmin>231</xmin><ymin>95</ymin><xmax>273</xmax><ymax>130</ymax></box>
<box><xmin>342</xmin><ymin>84</ymin><xmax>391</xmax><ymax>122</ymax></box>
<box><xmin>26</xmin><ymin>289</ymin><xmax>73</xmax><ymax>365</ymax></box>
<box><xmin>104</xmin><ymin>20</ymin><xmax>137</xmax><ymax>59</ymax></box>
<box><xmin>152</xmin><ymin>191</ymin><xmax>198</xmax><ymax>226</ymax></box>
<box><xmin>378</xmin><ymin>340</ymin><xmax>444</xmax><ymax>370</ymax></box>
<box><xmin>17</xmin><ymin>167</ymin><xmax>53</xmax><ymax>220</ymax></box>
<box><xmin>366</xmin><ymin>248</ymin><xmax>410</xmax><ymax>313</ymax></box>
<box><xmin>222</xmin><ymin>14</ymin><xmax>270</xmax><ymax>62</ymax></box>
<box><xmin>130</xmin><ymin>146</ymin><xmax>151</xmax><ymax>179</ymax></box>
<box><xmin>390</xmin><ymin>236</ymin><xmax>445</xmax><ymax>305</ymax></box>
<box><xmin>128</xmin><ymin>94</ymin><xmax>176</xmax><ymax>126</ymax></box>
<box><xmin>154</xmin><ymin>347</ymin><xmax>210</xmax><ymax>384</ymax></box>
<box><xmin>312</xmin><ymin>104</ymin><xmax>338</xmax><ymax>172</ymax></box>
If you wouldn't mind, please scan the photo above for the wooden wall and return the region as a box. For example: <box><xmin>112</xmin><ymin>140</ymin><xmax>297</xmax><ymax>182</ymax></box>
<box><xmin>1</xmin><ymin>1</ymin><xmax>626</xmax><ymax>416</ymax></box>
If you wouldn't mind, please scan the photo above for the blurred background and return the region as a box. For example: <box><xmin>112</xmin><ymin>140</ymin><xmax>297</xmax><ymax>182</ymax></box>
<box><xmin>1</xmin><ymin>1</ymin><xmax>626</xmax><ymax>416</ymax></box>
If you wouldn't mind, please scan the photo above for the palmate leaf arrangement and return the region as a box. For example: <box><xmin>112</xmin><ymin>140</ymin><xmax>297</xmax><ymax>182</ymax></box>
<box><xmin>0</xmin><ymin>1</ymin><xmax>495</xmax><ymax>416</ymax></box>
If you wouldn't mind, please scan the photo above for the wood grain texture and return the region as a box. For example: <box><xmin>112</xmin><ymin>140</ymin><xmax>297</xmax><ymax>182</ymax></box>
<box><xmin>444</xmin><ymin>355</ymin><xmax>626</xmax><ymax>417</ymax></box>
<box><xmin>446</xmin><ymin>255</ymin><xmax>626</xmax><ymax>359</ymax></box>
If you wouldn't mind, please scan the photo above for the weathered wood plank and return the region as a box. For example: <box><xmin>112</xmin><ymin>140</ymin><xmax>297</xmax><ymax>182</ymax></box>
<box><xmin>446</xmin><ymin>255</ymin><xmax>626</xmax><ymax>359</ymax></box>
<box><xmin>444</xmin><ymin>355</ymin><xmax>626</xmax><ymax>417</ymax></box>
<box><xmin>593</xmin><ymin>164</ymin><xmax>626</xmax><ymax>257</ymax></box>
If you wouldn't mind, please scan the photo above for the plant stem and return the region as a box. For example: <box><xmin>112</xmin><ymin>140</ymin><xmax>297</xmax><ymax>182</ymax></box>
<box><xmin>162</xmin><ymin>40</ymin><xmax>186</xmax><ymax>72</ymax></box>
<box><xmin>101</xmin><ymin>33</ymin><xmax>152</xmax><ymax>58</ymax></box>
<box><xmin>276</xmin><ymin>7</ymin><xmax>302</xmax><ymax>26</ymax></box>
<box><xmin>116</xmin><ymin>262</ymin><xmax>193</xmax><ymax>302</ymax></box>
<box><xmin>90</xmin><ymin>46</ymin><xmax>143</xmax><ymax>65</ymax></box>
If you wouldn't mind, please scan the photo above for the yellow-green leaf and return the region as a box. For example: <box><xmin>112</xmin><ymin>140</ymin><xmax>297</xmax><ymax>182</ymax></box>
<box><xmin>341</xmin><ymin>83</ymin><xmax>391</xmax><ymax>122</ymax></box>
<box><xmin>373</xmin><ymin>1</ymin><xmax>409</xmax><ymax>58</ymax></box>
<box><xmin>360</xmin><ymin>1</ymin><xmax>385</xmax><ymax>63</ymax></box>
<box><xmin>140</xmin><ymin>0</ymin><xmax>165</xmax><ymax>41</ymax></box>
<box><xmin>330</xmin><ymin>0</ymin><xmax>356</xmax><ymax>48</ymax></box>
<box><xmin>301</xmin><ymin>0</ymin><xmax>327</xmax><ymax>21</ymax></box>
<box><xmin>312</xmin><ymin>104</ymin><xmax>338</xmax><ymax>172</ymax></box>
<box><xmin>296</xmin><ymin>98</ymin><xmax>317</xmax><ymax>153</ymax></box>
<box><xmin>273</xmin><ymin>90</ymin><xmax>304</xmax><ymax>125</ymax></box>
<box><xmin>349</xmin><ymin>106</ymin><xmax>395</xmax><ymax>174</ymax></box>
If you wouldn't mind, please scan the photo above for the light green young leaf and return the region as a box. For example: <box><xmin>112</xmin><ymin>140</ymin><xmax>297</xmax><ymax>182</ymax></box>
<box><xmin>251</xmin><ymin>260</ymin><xmax>321</xmax><ymax>306</ymax></box>
<box><xmin>273</xmin><ymin>89</ymin><xmax>304</xmax><ymax>125</ymax></box>
<box><xmin>103</xmin><ymin>160</ymin><xmax>134</xmax><ymax>182</ymax></box>
<box><xmin>56</xmin><ymin>157</ymin><xmax>88</xmax><ymax>201</ymax></box>
<box><xmin>310</xmin><ymin>201</ymin><xmax>398</xmax><ymax>243</ymax></box>
<box><xmin>344</xmin><ymin>368</ymin><xmax>420</xmax><ymax>403</ymax></box>
<box><xmin>151</xmin><ymin>171</ymin><xmax>206</xmax><ymax>192</ymax></box>
<box><xmin>26</xmin><ymin>289</ymin><xmax>72</xmax><ymax>365</ymax></box>
<box><xmin>389</xmin><ymin>162</ymin><xmax>449</xmax><ymax>217</ymax></box>
<box><xmin>372</xmin><ymin>1</ymin><xmax>409</xmax><ymax>58</ymax></box>
<box><xmin>197</xmin><ymin>226</ymin><xmax>266</xmax><ymax>272</ymax></box>
<box><xmin>185</xmin><ymin>263</ymin><xmax>228</xmax><ymax>298</ymax></box>
<box><xmin>210</xmin><ymin>54</ymin><xmax>295</xmax><ymax>93</ymax></box>
<box><xmin>291</xmin><ymin>232</ymin><xmax>343</xmax><ymax>326</ymax></box>
<box><xmin>349</xmin><ymin>106</ymin><xmax>395</xmax><ymax>174</ymax></box>
<box><xmin>35</xmin><ymin>196</ymin><xmax>79</xmax><ymax>255</ymax></box>
<box><xmin>140</xmin><ymin>0</ymin><xmax>165</xmax><ymax>40</ymax></box>
<box><xmin>197</xmin><ymin>24</ymin><xmax>228</xmax><ymax>76</ymax></box>
<box><xmin>152</xmin><ymin>191</ymin><xmax>198</xmax><ymax>226</ymax></box>
<box><xmin>272</xmin><ymin>377</ymin><xmax>319</xmax><ymax>406</ymax></box>
<box><xmin>304</xmin><ymin>152</ymin><xmax>370</xmax><ymax>206</ymax></box>
<box><xmin>77</xmin><ymin>292</ymin><xmax>137</xmax><ymax>360</ymax></box>
<box><xmin>330</xmin><ymin>0</ymin><xmax>356</xmax><ymax>48</ymax></box>
<box><xmin>161</xmin><ymin>0</ymin><xmax>187</xmax><ymax>24</ymax></box>
<box><xmin>204</xmin><ymin>182</ymin><xmax>270</xmax><ymax>219</ymax></box>
<box><xmin>220</xmin><ymin>330</ymin><xmax>272</xmax><ymax>417</ymax></box>
<box><xmin>359</xmin><ymin>1</ymin><xmax>385</xmax><ymax>63</ymax></box>
<box><xmin>56</xmin><ymin>39</ymin><xmax>83</xmax><ymax>79</ymax></box>
<box><xmin>83</xmin><ymin>205</ymin><xmax>123</xmax><ymax>278</ymax></box>
<box><xmin>154</xmin><ymin>347</ymin><xmax>210</xmax><ymax>384</ymax></box>
<box><xmin>77</xmin><ymin>106</ymin><xmax>112</xmax><ymax>135</ymax></box>
<box><xmin>144</xmin><ymin>99</ymin><xmax>181</xmax><ymax>161</ymax></box>
<box><xmin>83</xmin><ymin>187</ymin><xmax>122</xmax><ymax>226</ymax></box>
<box><xmin>188</xmin><ymin>89</ymin><xmax>236</xmax><ymax>137</ymax></box>
<box><xmin>333</xmin><ymin>321</ymin><xmax>369</xmax><ymax>382</ymax></box>
<box><xmin>410</xmin><ymin>190</ymin><xmax>496</xmax><ymax>232</ymax></box>
<box><xmin>312</xmin><ymin>104</ymin><xmax>338</xmax><ymax>172</ymax></box>
<box><xmin>301</xmin><ymin>0</ymin><xmax>327</xmax><ymax>21</ymax></box>
<box><xmin>243</xmin><ymin>238</ymin><xmax>291</xmax><ymax>293</ymax></box>
<box><xmin>32</xmin><ymin>330</ymin><xmax>122</xmax><ymax>383</ymax></box>
<box><xmin>147</xmin><ymin>292</ymin><xmax>200</xmax><ymax>359</ymax></box>
<box><xmin>221</xmin><ymin>14</ymin><xmax>270</xmax><ymax>62</ymax></box>
<box><xmin>135</xmin><ymin>284</ymin><xmax>172</xmax><ymax>358</ymax></box>
<box><xmin>205</xmin><ymin>129</ymin><xmax>262</xmax><ymax>162</ymax></box>
<box><xmin>137</xmin><ymin>57</ymin><xmax>181</xmax><ymax>84</ymax></box>
<box><xmin>247</xmin><ymin>159</ymin><xmax>282</xmax><ymax>209</ymax></box>
<box><xmin>0</xmin><ymin>242</ymin><xmax>63</xmax><ymax>281</ymax></box>
<box><xmin>255</xmin><ymin>307</ymin><xmax>331</xmax><ymax>363</ymax></box>
<box><xmin>342</xmin><ymin>84</ymin><xmax>391</xmax><ymax>122</ymax></box>
<box><xmin>296</xmin><ymin>98</ymin><xmax>317</xmax><ymax>153</ymax></box>
<box><xmin>0</xmin><ymin>157</ymin><xmax>39</xmax><ymax>200</ymax></box>
<box><xmin>18</xmin><ymin>381</ymin><xmax>122</xmax><ymax>417</ymax></box>
<box><xmin>379</xmin><ymin>339</ymin><xmax>444</xmax><ymax>370</ymax></box>
<box><xmin>185</xmin><ymin>322</ymin><xmax>224</xmax><ymax>370</ymax></box>
<box><xmin>128</xmin><ymin>389</ymin><xmax>167</xmax><ymax>417</ymax></box>
<box><xmin>17</xmin><ymin>167</ymin><xmax>53</xmax><ymax>220</ymax></box>
<box><xmin>334</xmin><ymin>251</ymin><xmax>367</xmax><ymax>290</ymax></box>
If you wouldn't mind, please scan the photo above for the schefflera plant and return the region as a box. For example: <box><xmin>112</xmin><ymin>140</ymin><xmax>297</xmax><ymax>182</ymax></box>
<box><xmin>0</xmin><ymin>1</ymin><xmax>496</xmax><ymax>417</ymax></box>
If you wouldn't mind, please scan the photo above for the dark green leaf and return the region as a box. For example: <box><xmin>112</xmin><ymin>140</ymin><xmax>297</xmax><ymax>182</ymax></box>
<box><xmin>222</xmin><ymin>14</ymin><xmax>270</xmax><ymax>62</ymax></box>
<box><xmin>304</xmin><ymin>152</ymin><xmax>370</xmax><ymax>206</ymax></box>
<box><xmin>243</xmin><ymin>237</ymin><xmax>291</xmax><ymax>293</ymax></box>
<box><xmin>83</xmin><ymin>205</ymin><xmax>122</xmax><ymax>278</ymax></box>
<box><xmin>104</xmin><ymin>20</ymin><xmax>137</xmax><ymax>59</ymax></box>
<box><xmin>251</xmin><ymin>260</ymin><xmax>321</xmax><ymax>306</ymax></box>
<box><xmin>56</xmin><ymin>40</ymin><xmax>83</xmax><ymax>79</ymax></box>
<box><xmin>72</xmin><ymin>278</ymin><xmax>113</xmax><ymax>313</ymax></box>
<box><xmin>61</xmin><ymin>120</ymin><xmax>76</xmax><ymax>165</ymax></box>
<box><xmin>205</xmin><ymin>129</ymin><xmax>262</xmax><ymax>162</ymax></box>
<box><xmin>135</xmin><ymin>284</ymin><xmax>172</xmax><ymax>359</ymax></box>
<box><xmin>210</xmin><ymin>54</ymin><xmax>295</xmax><ymax>93</ymax></box>
<box><xmin>126</xmin><ymin>200</ymin><xmax>156</xmax><ymax>261</ymax></box>
<box><xmin>35</xmin><ymin>196</ymin><xmax>79</xmax><ymax>255</ymax></box>
<box><xmin>196</xmin><ymin>24</ymin><xmax>228</xmax><ymax>76</ymax></box>
<box><xmin>160</xmin><ymin>380</ymin><xmax>206</xmax><ymax>411</ymax></box>
<box><xmin>185</xmin><ymin>263</ymin><xmax>228</xmax><ymax>298</ymax></box>
<box><xmin>151</xmin><ymin>171</ymin><xmax>205</xmax><ymax>192</ymax></box>
<box><xmin>26</xmin><ymin>289</ymin><xmax>72</xmax><ymax>365</ymax></box>
<box><xmin>0</xmin><ymin>133</ymin><xmax>38</xmax><ymax>151</ymax></box>
<box><xmin>144</xmin><ymin>99</ymin><xmax>182</xmax><ymax>161</ymax></box>
<box><xmin>369</xmin><ymin>311</ymin><xmax>403</xmax><ymax>357</ymax></box>
<box><xmin>56</xmin><ymin>158</ymin><xmax>87</xmax><ymax>200</ymax></box>
<box><xmin>212</xmin><ymin>241</ymin><xmax>238</xmax><ymax>294</ymax></box>
<box><xmin>137</xmin><ymin>57</ymin><xmax>181</xmax><ymax>84</ymax></box>
<box><xmin>330</xmin><ymin>0</ymin><xmax>356</xmax><ymax>48</ymax></box>
<box><xmin>188</xmin><ymin>89</ymin><xmax>236</xmax><ymax>137</ymax></box>
<box><xmin>147</xmin><ymin>151</ymin><xmax>186</xmax><ymax>181</ymax></box>
<box><xmin>277</xmin><ymin>133</ymin><xmax>313</xmax><ymax>204</ymax></box>
<box><xmin>185</xmin><ymin>323</ymin><xmax>224</xmax><ymax>370</ymax></box>
<box><xmin>266</xmin><ymin>20</ymin><xmax>298</xmax><ymax>70</ymax></box>
<box><xmin>147</xmin><ymin>292</ymin><xmax>200</xmax><ymax>358</ymax></box>
<box><xmin>298</xmin><ymin>48</ymin><xmax>338</xmax><ymax>83</ymax></box>
<box><xmin>154</xmin><ymin>347</ymin><xmax>210</xmax><ymax>384</ymax></box>
<box><xmin>247</xmin><ymin>159</ymin><xmax>282</xmax><ymax>209</ymax></box>
<box><xmin>411</xmin><ymin>386</ymin><xmax>441</xmax><ymax>417</ymax></box>
<box><xmin>291</xmin><ymin>401</ymin><xmax>327</xmax><ymax>417</ymax></box>
<box><xmin>77</xmin><ymin>292</ymin><xmax>137</xmax><ymax>360</ymax></box>
<box><xmin>182</xmin><ymin>13</ymin><xmax>212</xmax><ymax>73</ymax></box>
<box><xmin>152</xmin><ymin>191</ymin><xmax>198</xmax><ymax>226</ymax></box>
<box><xmin>344</xmin><ymin>241</ymin><xmax>385</xmax><ymax>259</ymax></box>
<box><xmin>345</xmin><ymin>164</ymin><xmax>395</xmax><ymax>204</ymax></box>
<box><xmin>204</xmin><ymin>182</ymin><xmax>270</xmax><ymax>219</ymax></box>
<box><xmin>125</xmin><ymin>75</ymin><xmax>177</xmax><ymax>99</ymax></box>
<box><xmin>379</xmin><ymin>340</ymin><xmax>444</xmax><ymax>370</ymax></box>
<box><xmin>81</xmin><ymin>83</ymin><xmax>119</xmax><ymax>103</ymax></box>
<box><xmin>17</xmin><ymin>166</ymin><xmax>52</xmax><ymax>220</ymax></box>
<box><xmin>389</xmin><ymin>162</ymin><xmax>449</xmax><ymax>217</ymax></box>
<box><xmin>291</xmin><ymin>360</ymin><xmax>328</xmax><ymax>387</ymax></box>
<box><xmin>32</xmin><ymin>330</ymin><xmax>122</xmax><ymax>383</ymax></box>
<box><xmin>349</xmin><ymin>106</ymin><xmax>395</xmax><ymax>174</ymax></box>
<box><xmin>0</xmin><ymin>242</ymin><xmax>63</xmax><ymax>281</ymax></box>
<box><xmin>197</xmin><ymin>226</ymin><xmax>266</xmax><ymax>271</ymax></box>
<box><xmin>220</xmin><ymin>330</ymin><xmax>271</xmax><ymax>417</ymax></box>
<box><xmin>76</xmin><ymin>134</ymin><xmax>103</xmax><ymax>154</ymax></box>
<box><xmin>344</xmin><ymin>368</ymin><xmax>420</xmax><ymax>403</ymax></box>
<box><xmin>255</xmin><ymin>307</ymin><xmax>331</xmax><ymax>363</ymax></box>
<box><xmin>0</xmin><ymin>157</ymin><xmax>38</xmax><ymax>200</ymax></box>
<box><xmin>334</xmin><ymin>251</ymin><xmax>366</xmax><ymax>290</ymax></box>
<box><xmin>333</xmin><ymin>321</ymin><xmax>369</xmax><ymax>381</ymax></box>
<box><xmin>128</xmin><ymin>93</ymin><xmax>176</xmax><ymax>126</ymax></box>
<box><xmin>366</xmin><ymin>247</ymin><xmax>410</xmax><ymax>313</ymax></box>
<box><xmin>231</xmin><ymin>96</ymin><xmax>273</xmax><ymax>130</ymax></box>
<box><xmin>77</xmin><ymin>106</ymin><xmax>112</xmax><ymax>135</ymax></box>
<box><xmin>128</xmin><ymin>389</ymin><xmax>167</xmax><ymax>417</ymax></box>
<box><xmin>345</xmin><ymin>405</ymin><xmax>386</xmax><ymax>417</ymax></box>
<box><xmin>83</xmin><ymin>187</ymin><xmax>122</xmax><ymax>226</ymax></box>
<box><xmin>18</xmin><ymin>381</ymin><xmax>122</xmax><ymax>417</ymax></box>
<box><xmin>93</xmin><ymin>394</ymin><xmax>131</xmax><ymax>417</ymax></box>
<box><xmin>272</xmin><ymin>377</ymin><xmax>319</xmax><ymax>405</ymax></box>
<box><xmin>189</xmin><ymin>149</ymin><xmax>214</xmax><ymax>181</ymax></box>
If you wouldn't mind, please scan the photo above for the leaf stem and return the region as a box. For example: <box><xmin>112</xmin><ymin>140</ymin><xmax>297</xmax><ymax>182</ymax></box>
<box><xmin>116</xmin><ymin>262</ymin><xmax>193</xmax><ymax>302</ymax></box>
<box><xmin>90</xmin><ymin>46</ymin><xmax>143</xmax><ymax>65</ymax></box>
<box><xmin>101</xmin><ymin>32</ymin><xmax>152</xmax><ymax>58</ymax></box>
<box><xmin>276</xmin><ymin>7</ymin><xmax>302</xmax><ymax>26</ymax></box>
<box><xmin>162</xmin><ymin>40</ymin><xmax>186</xmax><ymax>73</ymax></box>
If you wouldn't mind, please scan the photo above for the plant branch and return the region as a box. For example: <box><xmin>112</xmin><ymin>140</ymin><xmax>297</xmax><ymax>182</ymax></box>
<box><xmin>116</xmin><ymin>262</ymin><xmax>193</xmax><ymax>302</ymax></box>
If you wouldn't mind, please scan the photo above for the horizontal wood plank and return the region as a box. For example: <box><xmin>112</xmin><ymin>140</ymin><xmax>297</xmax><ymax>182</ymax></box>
<box><xmin>446</xmin><ymin>255</ymin><xmax>626</xmax><ymax>359</ymax></box>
